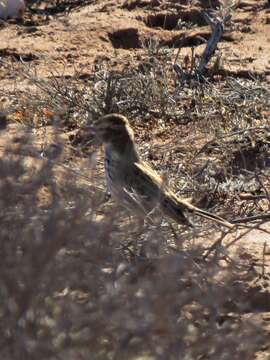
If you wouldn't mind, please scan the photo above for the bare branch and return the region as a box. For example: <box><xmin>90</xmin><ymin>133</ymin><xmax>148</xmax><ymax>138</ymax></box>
<box><xmin>197</xmin><ymin>12</ymin><xmax>231</xmax><ymax>75</ymax></box>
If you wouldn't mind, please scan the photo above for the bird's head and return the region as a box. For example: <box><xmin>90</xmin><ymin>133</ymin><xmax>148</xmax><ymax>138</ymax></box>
<box><xmin>93</xmin><ymin>114</ymin><xmax>135</xmax><ymax>147</ymax></box>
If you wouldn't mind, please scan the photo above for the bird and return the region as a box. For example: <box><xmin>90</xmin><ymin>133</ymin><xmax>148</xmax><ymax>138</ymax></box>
<box><xmin>92</xmin><ymin>113</ymin><xmax>233</xmax><ymax>229</ymax></box>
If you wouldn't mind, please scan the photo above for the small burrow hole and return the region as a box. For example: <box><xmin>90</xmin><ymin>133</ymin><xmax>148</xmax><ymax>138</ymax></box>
<box><xmin>108</xmin><ymin>28</ymin><xmax>141</xmax><ymax>49</ymax></box>
<box><xmin>122</xmin><ymin>0</ymin><xmax>160</xmax><ymax>10</ymax></box>
<box><xmin>145</xmin><ymin>11</ymin><xmax>206</xmax><ymax>30</ymax></box>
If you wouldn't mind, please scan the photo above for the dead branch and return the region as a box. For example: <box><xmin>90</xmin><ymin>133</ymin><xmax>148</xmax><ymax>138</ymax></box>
<box><xmin>194</xmin><ymin>125</ymin><xmax>270</xmax><ymax>157</ymax></box>
<box><xmin>231</xmin><ymin>213</ymin><xmax>270</xmax><ymax>224</ymax></box>
<box><xmin>204</xmin><ymin>218</ymin><xmax>269</xmax><ymax>259</ymax></box>
<box><xmin>238</xmin><ymin>193</ymin><xmax>269</xmax><ymax>201</ymax></box>
<box><xmin>197</xmin><ymin>12</ymin><xmax>231</xmax><ymax>75</ymax></box>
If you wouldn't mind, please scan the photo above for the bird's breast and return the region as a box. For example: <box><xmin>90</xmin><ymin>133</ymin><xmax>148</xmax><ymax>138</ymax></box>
<box><xmin>104</xmin><ymin>147</ymin><xmax>159</xmax><ymax>216</ymax></box>
<box><xmin>104</xmin><ymin>147</ymin><xmax>124</xmax><ymax>194</ymax></box>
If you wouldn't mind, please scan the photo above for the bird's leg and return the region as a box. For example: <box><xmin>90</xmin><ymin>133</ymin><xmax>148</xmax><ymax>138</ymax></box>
<box><xmin>131</xmin><ymin>216</ymin><xmax>145</xmax><ymax>257</ymax></box>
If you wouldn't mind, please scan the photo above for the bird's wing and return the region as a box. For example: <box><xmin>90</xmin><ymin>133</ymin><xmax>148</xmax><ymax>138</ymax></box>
<box><xmin>133</xmin><ymin>161</ymin><xmax>164</xmax><ymax>186</ymax></box>
<box><xmin>121</xmin><ymin>186</ymin><xmax>152</xmax><ymax>217</ymax></box>
<box><xmin>117</xmin><ymin>160</ymin><xmax>164</xmax><ymax>215</ymax></box>
<box><xmin>134</xmin><ymin>163</ymin><xmax>233</xmax><ymax>228</ymax></box>
<box><xmin>119</xmin><ymin>161</ymin><xmax>166</xmax><ymax>218</ymax></box>
<box><xmin>132</xmin><ymin>161</ymin><xmax>164</xmax><ymax>196</ymax></box>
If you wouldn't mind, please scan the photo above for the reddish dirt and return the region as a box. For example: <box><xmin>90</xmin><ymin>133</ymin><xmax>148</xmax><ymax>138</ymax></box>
<box><xmin>0</xmin><ymin>0</ymin><xmax>269</xmax><ymax>88</ymax></box>
<box><xmin>0</xmin><ymin>0</ymin><xmax>269</xmax><ymax>358</ymax></box>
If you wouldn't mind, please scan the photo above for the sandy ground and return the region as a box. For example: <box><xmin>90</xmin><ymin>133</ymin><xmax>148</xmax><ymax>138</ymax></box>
<box><xmin>0</xmin><ymin>0</ymin><xmax>269</xmax><ymax>358</ymax></box>
<box><xmin>0</xmin><ymin>0</ymin><xmax>269</xmax><ymax>84</ymax></box>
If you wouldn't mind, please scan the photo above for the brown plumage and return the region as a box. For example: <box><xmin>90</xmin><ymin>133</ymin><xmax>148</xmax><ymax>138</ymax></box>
<box><xmin>93</xmin><ymin>113</ymin><xmax>233</xmax><ymax>228</ymax></box>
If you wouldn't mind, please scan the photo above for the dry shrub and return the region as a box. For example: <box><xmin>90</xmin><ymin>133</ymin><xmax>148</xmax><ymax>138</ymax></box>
<box><xmin>0</xmin><ymin>120</ymin><xmax>266</xmax><ymax>360</ymax></box>
<box><xmin>0</xmin><ymin>111</ymin><xmax>262</xmax><ymax>359</ymax></box>
<box><xmin>0</xmin><ymin>43</ymin><xmax>269</xmax><ymax>359</ymax></box>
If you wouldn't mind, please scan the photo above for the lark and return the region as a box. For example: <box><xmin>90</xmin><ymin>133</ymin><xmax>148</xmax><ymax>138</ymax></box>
<box><xmin>93</xmin><ymin>114</ymin><xmax>233</xmax><ymax>229</ymax></box>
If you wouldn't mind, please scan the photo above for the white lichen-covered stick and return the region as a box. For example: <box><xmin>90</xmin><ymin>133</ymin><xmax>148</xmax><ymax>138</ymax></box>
<box><xmin>197</xmin><ymin>12</ymin><xmax>231</xmax><ymax>75</ymax></box>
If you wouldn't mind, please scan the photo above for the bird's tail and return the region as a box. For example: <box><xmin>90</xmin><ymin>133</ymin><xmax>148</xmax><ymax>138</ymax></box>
<box><xmin>161</xmin><ymin>191</ymin><xmax>234</xmax><ymax>229</ymax></box>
